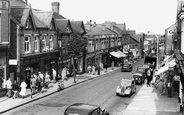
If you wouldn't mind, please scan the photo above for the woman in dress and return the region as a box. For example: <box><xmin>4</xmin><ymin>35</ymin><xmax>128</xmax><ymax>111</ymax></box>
<box><xmin>19</xmin><ymin>79</ymin><xmax>27</xmax><ymax>98</ymax></box>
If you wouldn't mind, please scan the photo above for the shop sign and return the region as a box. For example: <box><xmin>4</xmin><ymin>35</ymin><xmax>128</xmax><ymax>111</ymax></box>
<box><xmin>87</xmin><ymin>53</ymin><xmax>95</xmax><ymax>58</ymax></box>
<box><xmin>0</xmin><ymin>0</ymin><xmax>9</xmax><ymax>10</ymax></box>
<box><xmin>168</xmin><ymin>67</ymin><xmax>174</xmax><ymax>71</ymax></box>
<box><xmin>104</xmin><ymin>49</ymin><xmax>108</xmax><ymax>53</ymax></box>
<box><xmin>96</xmin><ymin>50</ymin><xmax>103</xmax><ymax>55</ymax></box>
<box><xmin>24</xmin><ymin>54</ymin><xmax>56</xmax><ymax>64</ymax></box>
<box><xmin>63</xmin><ymin>59</ymin><xmax>70</xmax><ymax>63</ymax></box>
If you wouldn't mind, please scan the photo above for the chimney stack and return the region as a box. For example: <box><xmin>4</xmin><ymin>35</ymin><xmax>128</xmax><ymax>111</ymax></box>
<box><xmin>51</xmin><ymin>1</ymin><xmax>60</xmax><ymax>14</ymax></box>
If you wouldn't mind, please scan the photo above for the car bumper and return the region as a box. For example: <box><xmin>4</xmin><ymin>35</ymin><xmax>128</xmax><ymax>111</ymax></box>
<box><xmin>122</xmin><ymin>68</ymin><xmax>131</xmax><ymax>71</ymax></box>
<box><xmin>116</xmin><ymin>87</ymin><xmax>131</xmax><ymax>95</ymax></box>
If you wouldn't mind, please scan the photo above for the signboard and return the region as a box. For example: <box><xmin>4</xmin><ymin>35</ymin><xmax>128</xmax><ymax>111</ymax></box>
<box><xmin>0</xmin><ymin>0</ymin><xmax>9</xmax><ymax>10</ymax></box>
<box><xmin>9</xmin><ymin>59</ymin><xmax>17</xmax><ymax>65</ymax></box>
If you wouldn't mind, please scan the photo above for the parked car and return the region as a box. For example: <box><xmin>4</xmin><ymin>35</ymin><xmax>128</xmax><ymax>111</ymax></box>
<box><xmin>133</xmin><ymin>67</ymin><xmax>147</xmax><ymax>84</ymax></box>
<box><xmin>121</xmin><ymin>62</ymin><xmax>133</xmax><ymax>72</ymax></box>
<box><xmin>64</xmin><ymin>103</ymin><xmax>109</xmax><ymax>115</ymax></box>
<box><xmin>116</xmin><ymin>78</ymin><xmax>136</xmax><ymax>97</ymax></box>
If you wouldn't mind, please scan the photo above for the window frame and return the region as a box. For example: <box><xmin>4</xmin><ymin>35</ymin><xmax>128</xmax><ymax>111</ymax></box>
<box><xmin>34</xmin><ymin>36</ymin><xmax>39</xmax><ymax>52</ymax></box>
<box><xmin>24</xmin><ymin>36</ymin><xmax>31</xmax><ymax>53</ymax></box>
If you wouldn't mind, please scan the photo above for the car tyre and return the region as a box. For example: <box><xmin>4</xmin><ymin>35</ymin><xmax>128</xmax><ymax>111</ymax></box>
<box><xmin>116</xmin><ymin>93</ymin><xmax>119</xmax><ymax>96</ymax></box>
<box><xmin>128</xmin><ymin>91</ymin><xmax>132</xmax><ymax>98</ymax></box>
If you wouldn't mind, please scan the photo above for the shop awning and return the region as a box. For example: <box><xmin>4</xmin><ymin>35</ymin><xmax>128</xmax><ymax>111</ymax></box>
<box><xmin>110</xmin><ymin>51</ymin><xmax>124</xmax><ymax>58</ymax></box>
<box><xmin>155</xmin><ymin>58</ymin><xmax>176</xmax><ymax>75</ymax></box>
<box><xmin>117</xmin><ymin>51</ymin><xmax>127</xmax><ymax>57</ymax></box>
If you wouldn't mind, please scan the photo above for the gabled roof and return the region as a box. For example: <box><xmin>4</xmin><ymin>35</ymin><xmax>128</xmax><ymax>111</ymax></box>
<box><xmin>33</xmin><ymin>15</ymin><xmax>47</xmax><ymax>28</ymax></box>
<box><xmin>129</xmin><ymin>34</ymin><xmax>139</xmax><ymax>44</ymax></box>
<box><xmin>10</xmin><ymin>0</ymin><xmax>28</xmax><ymax>7</ymax></box>
<box><xmin>116</xmin><ymin>24</ymin><xmax>126</xmax><ymax>30</ymax></box>
<box><xmin>53</xmin><ymin>12</ymin><xmax>66</xmax><ymax>19</ymax></box>
<box><xmin>11</xmin><ymin>7</ymin><xmax>36</xmax><ymax>29</ymax></box>
<box><xmin>70</xmin><ymin>21</ymin><xmax>86</xmax><ymax>34</ymax></box>
<box><xmin>55</xmin><ymin>19</ymin><xmax>72</xmax><ymax>33</ymax></box>
<box><xmin>85</xmin><ymin>25</ymin><xmax>116</xmax><ymax>36</ymax></box>
<box><xmin>32</xmin><ymin>11</ymin><xmax>54</xmax><ymax>28</ymax></box>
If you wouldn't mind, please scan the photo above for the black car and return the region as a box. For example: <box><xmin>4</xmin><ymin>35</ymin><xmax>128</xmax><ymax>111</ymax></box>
<box><xmin>133</xmin><ymin>67</ymin><xmax>147</xmax><ymax>84</ymax></box>
<box><xmin>121</xmin><ymin>63</ymin><xmax>133</xmax><ymax>72</ymax></box>
<box><xmin>64</xmin><ymin>103</ymin><xmax>109</xmax><ymax>115</ymax></box>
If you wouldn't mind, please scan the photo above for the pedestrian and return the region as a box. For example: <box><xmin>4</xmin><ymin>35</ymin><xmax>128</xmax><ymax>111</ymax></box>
<box><xmin>104</xmin><ymin>63</ymin><xmax>108</xmax><ymax>72</ymax></box>
<box><xmin>146</xmin><ymin>68</ymin><xmax>152</xmax><ymax>87</ymax></box>
<box><xmin>62</xmin><ymin>67</ymin><xmax>67</xmax><ymax>81</ymax></box>
<box><xmin>166</xmin><ymin>79</ymin><xmax>172</xmax><ymax>97</ymax></box>
<box><xmin>36</xmin><ymin>75</ymin><xmax>43</xmax><ymax>93</ymax></box>
<box><xmin>5</xmin><ymin>78</ymin><xmax>12</xmax><ymax>98</ymax></box>
<box><xmin>52</xmin><ymin>68</ymin><xmax>57</xmax><ymax>82</ymax></box>
<box><xmin>87</xmin><ymin>65</ymin><xmax>92</xmax><ymax>75</ymax></box>
<box><xmin>100</xmin><ymin>62</ymin><xmax>103</xmax><ymax>70</ymax></box>
<box><xmin>30</xmin><ymin>75</ymin><xmax>37</xmax><ymax>98</ymax></box>
<box><xmin>45</xmin><ymin>72</ymin><xmax>51</xmax><ymax>88</ymax></box>
<box><xmin>92</xmin><ymin>65</ymin><xmax>96</xmax><ymax>75</ymax></box>
<box><xmin>12</xmin><ymin>80</ymin><xmax>20</xmax><ymax>99</ymax></box>
<box><xmin>19</xmin><ymin>79</ymin><xmax>27</xmax><ymax>98</ymax></box>
<box><xmin>112</xmin><ymin>61</ymin><xmax>114</xmax><ymax>70</ymax></box>
<box><xmin>158</xmin><ymin>79</ymin><xmax>164</xmax><ymax>95</ymax></box>
<box><xmin>39</xmin><ymin>72</ymin><xmax>44</xmax><ymax>87</ymax></box>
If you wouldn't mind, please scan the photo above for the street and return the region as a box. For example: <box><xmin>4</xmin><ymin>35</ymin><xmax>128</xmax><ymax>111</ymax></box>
<box><xmin>3</xmin><ymin>60</ymin><xmax>143</xmax><ymax>115</ymax></box>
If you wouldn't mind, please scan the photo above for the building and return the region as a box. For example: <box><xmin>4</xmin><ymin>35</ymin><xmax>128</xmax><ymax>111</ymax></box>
<box><xmin>0</xmin><ymin>0</ymin><xmax>10</xmax><ymax>95</ymax></box>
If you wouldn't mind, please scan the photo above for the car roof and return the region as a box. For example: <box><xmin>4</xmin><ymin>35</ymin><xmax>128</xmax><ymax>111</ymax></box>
<box><xmin>65</xmin><ymin>103</ymin><xmax>99</xmax><ymax>114</ymax></box>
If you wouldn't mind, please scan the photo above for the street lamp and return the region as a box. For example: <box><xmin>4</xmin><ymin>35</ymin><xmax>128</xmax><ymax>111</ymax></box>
<box><xmin>147</xmin><ymin>31</ymin><xmax>159</xmax><ymax>70</ymax></box>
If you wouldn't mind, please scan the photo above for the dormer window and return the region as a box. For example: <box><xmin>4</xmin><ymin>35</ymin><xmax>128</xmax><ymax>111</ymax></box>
<box><xmin>25</xmin><ymin>16</ymin><xmax>32</xmax><ymax>29</ymax></box>
<box><xmin>65</xmin><ymin>27</ymin><xmax>71</xmax><ymax>33</ymax></box>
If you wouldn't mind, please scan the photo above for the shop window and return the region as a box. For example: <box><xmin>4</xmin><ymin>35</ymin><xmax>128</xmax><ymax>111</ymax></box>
<box><xmin>0</xmin><ymin>69</ymin><xmax>4</xmax><ymax>89</ymax></box>
<box><xmin>24</xmin><ymin>36</ymin><xmax>30</xmax><ymax>53</ymax></box>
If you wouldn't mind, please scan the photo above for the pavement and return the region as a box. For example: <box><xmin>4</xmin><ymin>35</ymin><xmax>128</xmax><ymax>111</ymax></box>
<box><xmin>0</xmin><ymin>59</ymin><xmax>181</xmax><ymax>115</ymax></box>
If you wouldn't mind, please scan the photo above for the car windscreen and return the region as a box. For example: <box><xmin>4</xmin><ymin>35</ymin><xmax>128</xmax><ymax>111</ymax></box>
<box><xmin>133</xmin><ymin>73</ymin><xmax>142</xmax><ymax>76</ymax></box>
<box><xmin>137</xmin><ymin>68</ymin><xmax>144</xmax><ymax>71</ymax></box>
<box><xmin>121</xmin><ymin>80</ymin><xmax>131</xmax><ymax>86</ymax></box>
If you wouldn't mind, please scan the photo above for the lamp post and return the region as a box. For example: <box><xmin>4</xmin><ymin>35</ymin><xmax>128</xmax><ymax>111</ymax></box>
<box><xmin>147</xmin><ymin>31</ymin><xmax>159</xmax><ymax>70</ymax></box>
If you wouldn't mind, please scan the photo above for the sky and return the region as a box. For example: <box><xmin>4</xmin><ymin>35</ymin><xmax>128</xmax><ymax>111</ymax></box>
<box><xmin>28</xmin><ymin>0</ymin><xmax>177</xmax><ymax>34</ymax></box>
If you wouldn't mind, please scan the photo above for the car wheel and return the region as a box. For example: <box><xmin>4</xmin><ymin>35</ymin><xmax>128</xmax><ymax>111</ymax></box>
<box><xmin>116</xmin><ymin>93</ymin><xmax>119</xmax><ymax>96</ymax></box>
<box><xmin>128</xmin><ymin>91</ymin><xmax>132</xmax><ymax>98</ymax></box>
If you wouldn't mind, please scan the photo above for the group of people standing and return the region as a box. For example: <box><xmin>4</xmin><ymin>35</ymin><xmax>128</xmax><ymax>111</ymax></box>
<box><xmin>87</xmin><ymin>62</ymin><xmax>104</xmax><ymax>75</ymax></box>
<box><xmin>154</xmin><ymin>73</ymin><xmax>173</xmax><ymax>97</ymax></box>
<box><xmin>5</xmin><ymin>71</ymin><xmax>52</xmax><ymax>99</ymax></box>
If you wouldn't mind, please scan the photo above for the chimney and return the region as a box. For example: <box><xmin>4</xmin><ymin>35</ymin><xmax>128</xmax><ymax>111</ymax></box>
<box><xmin>22</xmin><ymin>0</ymin><xmax>28</xmax><ymax>4</ymax></box>
<box><xmin>51</xmin><ymin>1</ymin><xmax>60</xmax><ymax>14</ymax></box>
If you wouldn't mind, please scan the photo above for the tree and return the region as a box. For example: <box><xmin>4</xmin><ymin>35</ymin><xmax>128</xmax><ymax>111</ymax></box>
<box><xmin>64</xmin><ymin>33</ymin><xmax>87</xmax><ymax>83</ymax></box>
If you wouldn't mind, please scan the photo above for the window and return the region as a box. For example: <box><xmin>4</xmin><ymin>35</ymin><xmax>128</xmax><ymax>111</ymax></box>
<box><xmin>49</xmin><ymin>35</ymin><xmax>53</xmax><ymax>50</ymax></box>
<box><xmin>24</xmin><ymin>36</ymin><xmax>30</xmax><ymax>53</ymax></box>
<box><xmin>41</xmin><ymin>36</ymin><xmax>46</xmax><ymax>51</ymax></box>
<box><xmin>58</xmin><ymin>40</ymin><xmax>62</xmax><ymax>48</ymax></box>
<box><xmin>34</xmin><ymin>36</ymin><xmax>39</xmax><ymax>52</ymax></box>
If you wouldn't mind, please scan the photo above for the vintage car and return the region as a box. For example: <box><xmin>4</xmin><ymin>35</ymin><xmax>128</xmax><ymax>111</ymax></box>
<box><xmin>64</xmin><ymin>103</ymin><xmax>109</xmax><ymax>115</ymax></box>
<box><xmin>133</xmin><ymin>67</ymin><xmax>147</xmax><ymax>84</ymax></box>
<box><xmin>121</xmin><ymin>62</ymin><xmax>133</xmax><ymax>72</ymax></box>
<box><xmin>116</xmin><ymin>78</ymin><xmax>136</xmax><ymax>97</ymax></box>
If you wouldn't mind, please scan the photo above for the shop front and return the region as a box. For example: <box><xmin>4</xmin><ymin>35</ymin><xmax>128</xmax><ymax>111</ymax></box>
<box><xmin>86</xmin><ymin>53</ymin><xmax>95</xmax><ymax>71</ymax></box>
<box><xmin>0</xmin><ymin>47</ymin><xmax>8</xmax><ymax>97</ymax></box>
<box><xmin>101</xmin><ymin>49</ymin><xmax>109</xmax><ymax>66</ymax></box>
<box><xmin>20</xmin><ymin>51</ymin><xmax>59</xmax><ymax>87</ymax></box>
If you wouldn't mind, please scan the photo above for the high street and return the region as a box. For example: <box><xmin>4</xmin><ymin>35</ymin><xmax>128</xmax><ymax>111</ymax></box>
<box><xmin>3</xmin><ymin>60</ymin><xmax>143</xmax><ymax>115</ymax></box>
